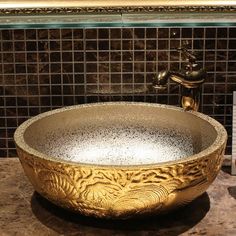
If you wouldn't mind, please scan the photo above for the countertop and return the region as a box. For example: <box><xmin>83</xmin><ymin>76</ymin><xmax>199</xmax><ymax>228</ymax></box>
<box><xmin>1</xmin><ymin>158</ymin><xmax>236</xmax><ymax>236</ymax></box>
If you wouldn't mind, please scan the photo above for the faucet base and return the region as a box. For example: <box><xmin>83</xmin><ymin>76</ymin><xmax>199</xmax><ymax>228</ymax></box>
<box><xmin>181</xmin><ymin>87</ymin><xmax>200</xmax><ymax>111</ymax></box>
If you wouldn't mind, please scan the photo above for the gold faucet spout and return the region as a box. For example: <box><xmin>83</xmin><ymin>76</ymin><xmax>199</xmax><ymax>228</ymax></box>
<box><xmin>152</xmin><ymin>47</ymin><xmax>206</xmax><ymax>111</ymax></box>
<box><xmin>153</xmin><ymin>71</ymin><xmax>204</xmax><ymax>111</ymax></box>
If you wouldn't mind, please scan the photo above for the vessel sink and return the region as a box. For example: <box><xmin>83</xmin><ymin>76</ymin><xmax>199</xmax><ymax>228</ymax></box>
<box><xmin>14</xmin><ymin>102</ymin><xmax>227</xmax><ymax>219</ymax></box>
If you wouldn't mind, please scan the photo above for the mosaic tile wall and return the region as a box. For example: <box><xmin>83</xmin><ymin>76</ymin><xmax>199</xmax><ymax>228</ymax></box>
<box><xmin>0</xmin><ymin>27</ymin><xmax>236</xmax><ymax>157</ymax></box>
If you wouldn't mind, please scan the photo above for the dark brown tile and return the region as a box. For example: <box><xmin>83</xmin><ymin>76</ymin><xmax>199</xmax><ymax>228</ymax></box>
<box><xmin>158</xmin><ymin>40</ymin><xmax>169</xmax><ymax>50</ymax></box>
<box><xmin>170</xmin><ymin>28</ymin><xmax>180</xmax><ymax>38</ymax></box>
<box><xmin>49</xmin><ymin>41</ymin><xmax>60</xmax><ymax>51</ymax></box>
<box><xmin>205</xmin><ymin>51</ymin><xmax>216</xmax><ymax>61</ymax></box>
<box><xmin>111</xmin><ymin>74</ymin><xmax>121</xmax><ymax>83</ymax></box>
<box><xmin>146</xmin><ymin>28</ymin><xmax>157</xmax><ymax>38</ymax></box>
<box><xmin>99</xmin><ymin>63</ymin><xmax>109</xmax><ymax>73</ymax></box>
<box><xmin>182</xmin><ymin>28</ymin><xmax>192</xmax><ymax>38</ymax></box>
<box><xmin>86</xmin><ymin>63</ymin><xmax>97</xmax><ymax>73</ymax></box>
<box><xmin>170</xmin><ymin>40</ymin><xmax>180</xmax><ymax>49</ymax></box>
<box><xmin>134</xmin><ymin>51</ymin><xmax>144</xmax><ymax>61</ymax></box>
<box><xmin>62</xmin><ymin>41</ymin><xmax>72</xmax><ymax>51</ymax></box>
<box><xmin>110</xmin><ymin>28</ymin><xmax>121</xmax><ymax>39</ymax></box>
<box><xmin>122</xmin><ymin>28</ymin><xmax>133</xmax><ymax>39</ymax></box>
<box><xmin>217</xmin><ymin>28</ymin><xmax>228</xmax><ymax>38</ymax></box>
<box><xmin>134</xmin><ymin>28</ymin><xmax>145</xmax><ymax>39</ymax></box>
<box><xmin>3</xmin><ymin>42</ymin><xmax>13</xmax><ymax>51</ymax></box>
<box><xmin>98</xmin><ymin>52</ymin><xmax>109</xmax><ymax>61</ymax></box>
<box><xmin>13</xmin><ymin>29</ymin><xmax>25</xmax><ymax>40</ymax></box>
<box><xmin>205</xmin><ymin>40</ymin><xmax>216</xmax><ymax>50</ymax></box>
<box><xmin>134</xmin><ymin>62</ymin><xmax>145</xmax><ymax>72</ymax></box>
<box><xmin>86</xmin><ymin>52</ymin><xmax>97</xmax><ymax>62</ymax></box>
<box><xmin>73</xmin><ymin>29</ymin><xmax>84</xmax><ymax>39</ymax></box>
<box><xmin>63</xmin><ymin>95</ymin><xmax>74</xmax><ymax>105</ymax></box>
<box><xmin>194</xmin><ymin>28</ymin><xmax>204</xmax><ymax>38</ymax></box>
<box><xmin>122</xmin><ymin>63</ymin><xmax>133</xmax><ymax>72</ymax></box>
<box><xmin>110</xmin><ymin>51</ymin><xmax>121</xmax><ymax>61</ymax></box>
<box><xmin>110</xmin><ymin>63</ymin><xmax>121</xmax><ymax>73</ymax></box>
<box><xmin>158</xmin><ymin>28</ymin><xmax>169</xmax><ymax>38</ymax></box>
<box><xmin>146</xmin><ymin>40</ymin><xmax>157</xmax><ymax>50</ymax></box>
<box><xmin>74</xmin><ymin>40</ymin><xmax>83</xmax><ymax>51</ymax></box>
<box><xmin>229</xmin><ymin>40</ymin><xmax>236</xmax><ymax>49</ymax></box>
<box><xmin>85</xmin><ymin>29</ymin><xmax>97</xmax><ymax>39</ymax></box>
<box><xmin>98</xmin><ymin>29</ymin><xmax>109</xmax><ymax>39</ymax></box>
<box><xmin>99</xmin><ymin>40</ymin><xmax>109</xmax><ymax>50</ymax></box>
<box><xmin>37</xmin><ymin>29</ymin><xmax>49</xmax><ymax>40</ymax></box>
<box><xmin>229</xmin><ymin>28</ymin><xmax>236</xmax><ymax>38</ymax></box>
<box><xmin>217</xmin><ymin>40</ymin><xmax>228</xmax><ymax>49</ymax></box>
<box><xmin>3</xmin><ymin>53</ymin><xmax>14</xmax><ymax>63</ymax></box>
<box><xmin>206</xmin><ymin>28</ymin><xmax>216</xmax><ymax>38</ymax></box>
<box><xmin>2</xmin><ymin>30</ymin><xmax>13</xmax><ymax>40</ymax></box>
<box><xmin>61</xmin><ymin>29</ymin><xmax>72</xmax><ymax>39</ymax></box>
<box><xmin>74</xmin><ymin>63</ymin><xmax>84</xmax><ymax>73</ymax></box>
<box><xmin>193</xmin><ymin>39</ymin><xmax>204</xmax><ymax>50</ymax></box>
<box><xmin>85</xmin><ymin>41</ymin><xmax>97</xmax><ymax>50</ymax></box>
<box><xmin>111</xmin><ymin>40</ymin><xmax>121</xmax><ymax>50</ymax></box>
<box><xmin>216</xmin><ymin>51</ymin><xmax>227</xmax><ymax>61</ymax></box>
<box><xmin>146</xmin><ymin>51</ymin><xmax>156</xmax><ymax>61</ymax></box>
<box><xmin>49</xmin><ymin>29</ymin><xmax>60</xmax><ymax>40</ymax></box>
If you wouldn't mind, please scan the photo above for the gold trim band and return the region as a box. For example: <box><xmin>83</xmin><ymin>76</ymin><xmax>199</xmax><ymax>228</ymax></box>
<box><xmin>1</xmin><ymin>6</ymin><xmax>236</xmax><ymax>15</ymax></box>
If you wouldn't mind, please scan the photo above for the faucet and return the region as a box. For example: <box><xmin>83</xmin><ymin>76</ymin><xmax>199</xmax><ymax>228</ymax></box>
<box><xmin>153</xmin><ymin>47</ymin><xmax>207</xmax><ymax>111</ymax></box>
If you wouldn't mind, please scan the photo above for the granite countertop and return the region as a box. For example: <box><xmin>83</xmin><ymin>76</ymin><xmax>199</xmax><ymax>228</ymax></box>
<box><xmin>1</xmin><ymin>158</ymin><xmax>236</xmax><ymax>236</ymax></box>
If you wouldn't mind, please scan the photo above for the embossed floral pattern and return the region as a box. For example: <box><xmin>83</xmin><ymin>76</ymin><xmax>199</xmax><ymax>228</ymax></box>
<box><xmin>17</xmin><ymin>142</ymin><xmax>225</xmax><ymax>219</ymax></box>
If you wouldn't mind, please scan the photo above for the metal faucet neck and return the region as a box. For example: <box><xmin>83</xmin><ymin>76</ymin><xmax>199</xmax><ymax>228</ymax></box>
<box><xmin>153</xmin><ymin>47</ymin><xmax>206</xmax><ymax>111</ymax></box>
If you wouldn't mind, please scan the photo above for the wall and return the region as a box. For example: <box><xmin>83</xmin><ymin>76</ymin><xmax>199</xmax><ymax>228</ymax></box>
<box><xmin>0</xmin><ymin>27</ymin><xmax>235</xmax><ymax>157</ymax></box>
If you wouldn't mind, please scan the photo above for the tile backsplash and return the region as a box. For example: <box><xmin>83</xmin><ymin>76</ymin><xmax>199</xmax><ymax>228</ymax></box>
<box><xmin>0</xmin><ymin>27</ymin><xmax>235</xmax><ymax>157</ymax></box>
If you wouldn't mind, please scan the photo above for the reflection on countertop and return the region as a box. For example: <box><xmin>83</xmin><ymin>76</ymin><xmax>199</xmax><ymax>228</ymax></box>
<box><xmin>0</xmin><ymin>158</ymin><xmax>236</xmax><ymax>235</ymax></box>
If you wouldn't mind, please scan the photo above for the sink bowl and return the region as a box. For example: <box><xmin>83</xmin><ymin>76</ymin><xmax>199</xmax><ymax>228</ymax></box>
<box><xmin>14</xmin><ymin>102</ymin><xmax>227</xmax><ymax>219</ymax></box>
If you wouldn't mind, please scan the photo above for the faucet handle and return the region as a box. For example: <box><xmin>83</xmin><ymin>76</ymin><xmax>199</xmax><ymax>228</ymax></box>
<box><xmin>176</xmin><ymin>47</ymin><xmax>197</xmax><ymax>64</ymax></box>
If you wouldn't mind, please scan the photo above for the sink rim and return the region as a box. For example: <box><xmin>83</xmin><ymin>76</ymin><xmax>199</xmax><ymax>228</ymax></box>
<box><xmin>14</xmin><ymin>102</ymin><xmax>227</xmax><ymax>168</ymax></box>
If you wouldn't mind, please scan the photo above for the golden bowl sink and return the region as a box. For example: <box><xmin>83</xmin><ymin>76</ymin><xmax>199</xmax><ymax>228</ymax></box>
<box><xmin>14</xmin><ymin>102</ymin><xmax>227</xmax><ymax>219</ymax></box>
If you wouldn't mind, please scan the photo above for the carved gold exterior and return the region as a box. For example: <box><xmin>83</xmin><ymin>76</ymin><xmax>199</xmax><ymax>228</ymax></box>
<box><xmin>16</xmin><ymin>142</ymin><xmax>226</xmax><ymax>219</ymax></box>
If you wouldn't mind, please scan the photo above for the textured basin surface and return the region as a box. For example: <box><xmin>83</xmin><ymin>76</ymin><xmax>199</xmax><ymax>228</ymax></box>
<box><xmin>14</xmin><ymin>102</ymin><xmax>227</xmax><ymax>219</ymax></box>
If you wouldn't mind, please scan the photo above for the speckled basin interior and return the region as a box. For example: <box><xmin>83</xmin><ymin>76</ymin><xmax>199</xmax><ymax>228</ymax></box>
<box><xmin>22</xmin><ymin>103</ymin><xmax>217</xmax><ymax>165</ymax></box>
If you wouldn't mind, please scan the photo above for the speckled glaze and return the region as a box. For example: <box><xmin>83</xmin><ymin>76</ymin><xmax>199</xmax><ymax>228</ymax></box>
<box><xmin>14</xmin><ymin>102</ymin><xmax>227</xmax><ymax>219</ymax></box>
